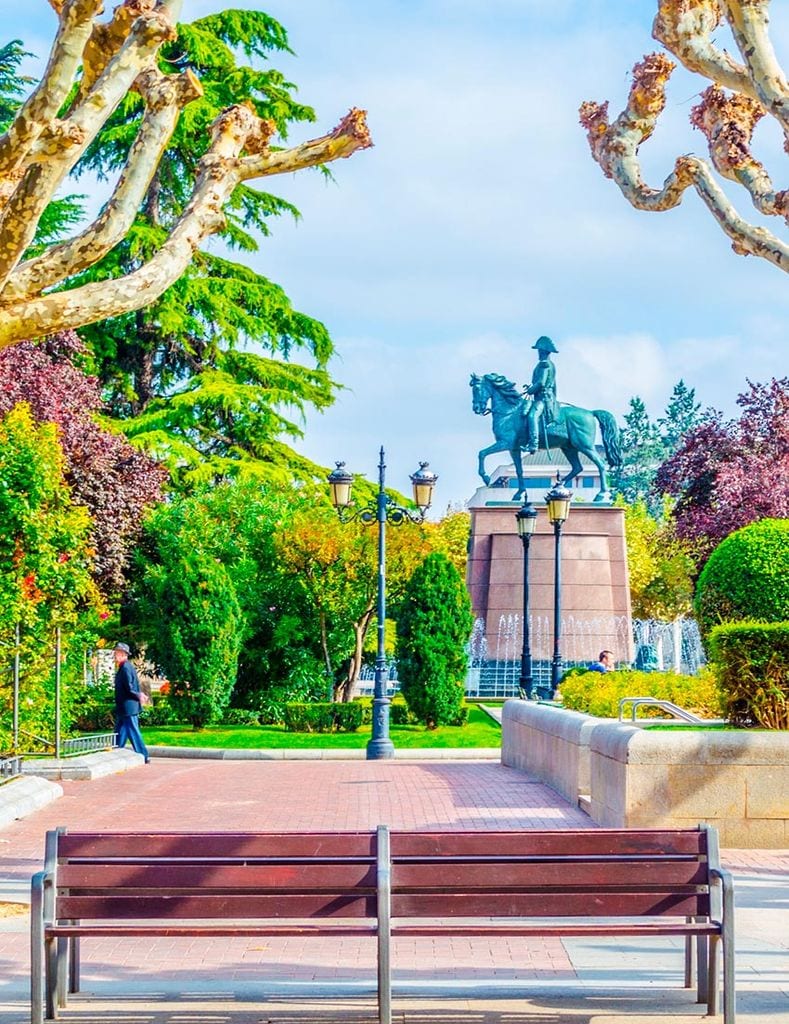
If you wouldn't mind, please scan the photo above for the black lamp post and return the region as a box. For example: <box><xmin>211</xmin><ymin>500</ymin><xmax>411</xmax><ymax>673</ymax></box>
<box><xmin>544</xmin><ymin>473</ymin><xmax>573</xmax><ymax>696</ymax></box>
<box><xmin>515</xmin><ymin>500</ymin><xmax>537</xmax><ymax>699</ymax></box>
<box><xmin>328</xmin><ymin>447</ymin><xmax>437</xmax><ymax>760</ymax></box>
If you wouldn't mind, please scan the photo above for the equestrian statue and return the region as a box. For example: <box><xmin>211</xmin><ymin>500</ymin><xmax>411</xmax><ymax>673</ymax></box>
<box><xmin>470</xmin><ymin>335</ymin><xmax>621</xmax><ymax>503</ymax></box>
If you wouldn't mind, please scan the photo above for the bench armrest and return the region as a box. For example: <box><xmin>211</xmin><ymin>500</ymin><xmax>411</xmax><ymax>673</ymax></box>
<box><xmin>709</xmin><ymin>866</ymin><xmax>734</xmax><ymax>929</ymax></box>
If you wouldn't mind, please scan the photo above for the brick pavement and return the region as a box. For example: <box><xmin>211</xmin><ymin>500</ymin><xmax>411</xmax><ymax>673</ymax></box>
<box><xmin>0</xmin><ymin>758</ymin><xmax>787</xmax><ymax>1023</ymax></box>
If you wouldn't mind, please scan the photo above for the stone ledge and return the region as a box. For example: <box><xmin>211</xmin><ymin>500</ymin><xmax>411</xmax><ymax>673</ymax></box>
<box><xmin>21</xmin><ymin>748</ymin><xmax>144</xmax><ymax>780</ymax></box>
<box><xmin>0</xmin><ymin>776</ymin><xmax>63</xmax><ymax>829</ymax></box>
<box><xmin>148</xmin><ymin>746</ymin><xmax>501</xmax><ymax>761</ymax></box>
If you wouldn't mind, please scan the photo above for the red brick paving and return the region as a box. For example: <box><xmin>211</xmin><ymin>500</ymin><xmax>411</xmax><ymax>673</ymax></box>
<box><xmin>0</xmin><ymin>759</ymin><xmax>590</xmax><ymax>987</ymax></box>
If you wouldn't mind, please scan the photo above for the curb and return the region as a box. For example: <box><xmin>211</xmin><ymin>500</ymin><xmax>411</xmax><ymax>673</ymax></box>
<box><xmin>21</xmin><ymin>748</ymin><xmax>144</xmax><ymax>780</ymax></box>
<box><xmin>148</xmin><ymin>746</ymin><xmax>501</xmax><ymax>761</ymax></box>
<box><xmin>0</xmin><ymin>775</ymin><xmax>63</xmax><ymax>829</ymax></box>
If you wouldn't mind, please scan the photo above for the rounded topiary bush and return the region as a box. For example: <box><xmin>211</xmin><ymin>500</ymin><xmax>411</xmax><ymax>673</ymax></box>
<box><xmin>695</xmin><ymin>518</ymin><xmax>789</xmax><ymax>637</ymax></box>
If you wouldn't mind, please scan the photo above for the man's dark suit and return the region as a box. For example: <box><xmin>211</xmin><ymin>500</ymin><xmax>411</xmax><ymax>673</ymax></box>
<box><xmin>114</xmin><ymin>659</ymin><xmax>149</xmax><ymax>762</ymax></box>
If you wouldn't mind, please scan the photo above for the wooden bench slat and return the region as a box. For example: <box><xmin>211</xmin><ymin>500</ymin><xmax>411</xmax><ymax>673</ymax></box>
<box><xmin>389</xmin><ymin>830</ymin><xmax>707</xmax><ymax>857</ymax></box>
<box><xmin>56</xmin><ymin>894</ymin><xmax>377</xmax><ymax>920</ymax></box>
<box><xmin>47</xmin><ymin>923</ymin><xmax>377</xmax><ymax>938</ymax></box>
<box><xmin>57</xmin><ymin>863</ymin><xmax>376</xmax><ymax>890</ymax></box>
<box><xmin>58</xmin><ymin>832</ymin><xmax>376</xmax><ymax>859</ymax></box>
<box><xmin>391</xmin><ymin>921</ymin><xmax>722</xmax><ymax>937</ymax></box>
<box><xmin>390</xmin><ymin>892</ymin><xmax>709</xmax><ymax>918</ymax></box>
<box><xmin>391</xmin><ymin>862</ymin><xmax>710</xmax><ymax>888</ymax></box>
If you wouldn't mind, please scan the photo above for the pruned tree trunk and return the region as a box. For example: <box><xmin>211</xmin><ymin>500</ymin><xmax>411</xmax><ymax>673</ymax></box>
<box><xmin>580</xmin><ymin>0</ymin><xmax>789</xmax><ymax>273</ymax></box>
<box><xmin>0</xmin><ymin>0</ymin><xmax>371</xmax><ymax>347</ymax></box>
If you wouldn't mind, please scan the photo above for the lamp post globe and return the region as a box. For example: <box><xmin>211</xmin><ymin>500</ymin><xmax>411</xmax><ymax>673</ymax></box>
<box><xmin>515</xmin><ymin>500</ymin><xmax>538</xmax><ymax>699</ymax></box>
<box><xmin>545</xmin><ymin>473</ymin><xmax>573</xmax><ymax>696</ymax></box>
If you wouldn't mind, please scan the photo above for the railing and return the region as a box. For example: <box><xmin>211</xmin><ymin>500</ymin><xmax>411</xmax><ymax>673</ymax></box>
<box><xmin>619</xmin><ymin>697</ymin><xmax>706</xmax><ymax>725</ymax></box>
<box><xmin>0</xmin><ymin>754</ymin><xmax>23</xmax><ymax>780</ymax></box>
<box><xmin>61</xmin><ymin>733</ymin><xmax>117</xmax><ymax>756</ymax></box>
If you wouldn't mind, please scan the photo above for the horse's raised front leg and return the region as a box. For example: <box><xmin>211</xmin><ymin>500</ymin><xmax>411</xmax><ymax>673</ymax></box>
<box><xmin>478</xmin><ymin>441</ymin><xmax>509</xmax><ymax>486</ymax></box>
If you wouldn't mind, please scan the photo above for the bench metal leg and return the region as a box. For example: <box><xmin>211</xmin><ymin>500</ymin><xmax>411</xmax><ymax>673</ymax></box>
<box><xmin>56</xmin><ymin>938</ymin><xmax>68</xmax><ymax>1008</ymax></box>
<box><xmin>30</xmin><ymin>873</ymin><xmax>45</xmax><ymax>1024</ymax></box>
<box><xmin>707</xmin><ymin>934</ymin><xmax>721</xmax><ymax>1016</ymax></box>
<box><xmin>68</xmin><ymin>936</ymin><xmax>80</xmax><ymax>994</ymax></box>
<box><xmin>683</xmin><ymin>920</ymin><xmax>694</xmax><ymax>988</ymax></box>
<box><xmin>695</xmin><ymin>922</ymin><xmax>708</xmax><ymax>1003</ymax></box>
<box><xmin>376</xmin><ymin>824</ymin><xmax>392</xmax><ymax>1024</ymax></box>
<box><xmin>45</xmin><ymin>935</ymin><xmax>57</xmax><ymax>1020</ymax></box>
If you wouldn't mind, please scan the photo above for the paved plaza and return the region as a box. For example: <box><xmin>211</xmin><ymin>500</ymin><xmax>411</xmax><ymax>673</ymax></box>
<box><xmin>0</xmin><ymin>757</ymin><xmax>787</xmax><ymax>1023</ymax></box>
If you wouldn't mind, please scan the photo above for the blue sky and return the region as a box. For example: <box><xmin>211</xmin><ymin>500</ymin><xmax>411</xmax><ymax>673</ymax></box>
<box><xmin>6</xmin><ymin>1</ymin><xmax>789</xmax><ymax>507</ymax></box>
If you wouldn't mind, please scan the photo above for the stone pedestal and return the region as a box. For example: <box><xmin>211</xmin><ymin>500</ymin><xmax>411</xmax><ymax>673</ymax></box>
<box><xmin>467</xmin><ymin>504</ymin><xmax>632</xmax><ymax>664</ymax></box>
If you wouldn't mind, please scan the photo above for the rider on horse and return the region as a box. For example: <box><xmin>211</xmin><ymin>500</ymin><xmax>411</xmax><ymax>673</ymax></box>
<box><xmin>523</xmin><ymin>335</ymin><xmax>559</xmax><ymax>454</ymax></box>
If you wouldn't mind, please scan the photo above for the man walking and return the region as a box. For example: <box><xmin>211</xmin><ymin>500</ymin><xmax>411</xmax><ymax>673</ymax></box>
<box><xmin>113</xmin><ymin>642</ymin><xmax>150</xmax><ymax>763</ymax></box>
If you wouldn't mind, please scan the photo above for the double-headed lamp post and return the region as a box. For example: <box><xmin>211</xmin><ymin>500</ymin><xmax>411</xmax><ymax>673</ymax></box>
<box><xmin>328</xmin><ymin>447</ymin><xmax>437</xmax><ymax>760</ymax></box>
<box><xmin>545</xmin><ymin>473</ymin><xmax>573</xmax><ymax>696</ymax></box>
<box><xmin>515</xmin><ymin>500</ymin><xmax>538</xmax><ymax>700</ymax></box>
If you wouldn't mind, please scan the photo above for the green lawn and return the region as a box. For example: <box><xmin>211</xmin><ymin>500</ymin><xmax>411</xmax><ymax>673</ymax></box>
<box><xmin>143</xmin><ymin>705</ymin><xmax>501</xmax><ymax>749</ymax></box>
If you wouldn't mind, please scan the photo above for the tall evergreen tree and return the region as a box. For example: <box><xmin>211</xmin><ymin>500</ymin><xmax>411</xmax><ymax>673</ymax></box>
<box><xmin>658</xmin><ymin>379</ymin><xmax>703</xmax><ymax>452</ymax></box>
<box><xmin>614</xmin><ymin>396</ymin><xmax>665</xmax><ymax>508</ymax></box>
<box><xmin>69</xmin><ymin>10</ymin><xmax>339</xmax><ymax>487</ymax></box>
<box><xmin>396</xmin><ymin>553</ymin><xmax>474</xmax><ymax>729</ymax></box>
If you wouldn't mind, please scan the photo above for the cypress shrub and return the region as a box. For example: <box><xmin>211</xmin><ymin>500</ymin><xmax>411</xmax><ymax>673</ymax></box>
<box><xmin>395</xmin><ymin>552</ymin><xmax>474</xmax><ymax>728</ymax></box>
<box><xmin>708</xmin><ymin>621</ymin><xmax>789</xmax><ymax>729</ymax></box>
<box><xmin>695</xmin><ymin>519</ymin><xmax>789</xmax><ymax>638</ymax></box>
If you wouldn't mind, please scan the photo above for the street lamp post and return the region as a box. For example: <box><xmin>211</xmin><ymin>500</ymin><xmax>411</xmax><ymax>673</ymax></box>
<box><xmin>545</xmin><ymin>473</ymin><xmax>573</xmax><ymax>696</ymax></box>
<box><xmin>328</xmin><ymin>447</ymin><xmax>437</xmax><ymax>760</ymax></box>
<box><xmin>515</xmin><ymin>500</ymin><xmax>538</xmax><ymax>699</ymax></box>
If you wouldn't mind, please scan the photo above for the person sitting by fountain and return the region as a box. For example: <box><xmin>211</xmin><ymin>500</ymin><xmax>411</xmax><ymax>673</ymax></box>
<box><xmin>588</xmin><ymin>650</ymin><xmax>614</xmax><ymax>673</ymax></box>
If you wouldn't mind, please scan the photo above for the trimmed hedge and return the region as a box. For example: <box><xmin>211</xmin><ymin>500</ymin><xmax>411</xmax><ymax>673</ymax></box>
<box><xmin>708</xmin><ymin>621</ymin><xmax>789</xmax><ymax>729</ymax></box>
<box><xmin>283</xmin><ymin>702</ymin><xmax>364</xmax><ymax>733</ymax></box>
<box><xmin>559</xmin><ymin>668</ymin><xmax>722</xmax><ymax>719</ymax></box>
<box><xmin>353</xmin><ymin>696</ymin><xmax>414</xmax><ymax>726</ymax></box>
<box><xmin>220</xmin><ymin>707</ymin><xmax>261</xmax><ymax>727</ymax></box>
<box><xmin>695</xmin><ymin>518</ymin><xmax>789</xmax><ymax>637</ymax></box>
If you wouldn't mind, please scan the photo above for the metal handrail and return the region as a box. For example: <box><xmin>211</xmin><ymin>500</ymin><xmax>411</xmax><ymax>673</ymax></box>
<box><xmin>0</xmin><ymin>754</ymin><xmax>23</xmax><ymax>779</ymax></box>
<box><xmin>62</xmin><ymin>733</ymin><xmax>117</xmax><ymax>756</ymax></box>
<box><xmin>618</xmin><ymin>697</ymin><xmax>706</xmax><ymax>724</ymax></box>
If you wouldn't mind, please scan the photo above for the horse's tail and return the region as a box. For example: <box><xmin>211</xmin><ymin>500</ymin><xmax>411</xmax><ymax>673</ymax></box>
<box><xmin>594</xmin><ymin>409</ymin><xmax>622</xmax><ymax>468</ymax></box>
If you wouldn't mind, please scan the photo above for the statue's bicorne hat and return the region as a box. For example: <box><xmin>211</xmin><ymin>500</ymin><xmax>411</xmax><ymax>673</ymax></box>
<box><xmin>532</xmin><ymin>335</ymin><xmax>558</xmax><ymax>354</ymax></box>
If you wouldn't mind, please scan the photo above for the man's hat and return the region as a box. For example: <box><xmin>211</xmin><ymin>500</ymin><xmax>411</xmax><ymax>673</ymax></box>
<box><xmin>113</xmin><ymin>642</ymin><xmax>131</xmax><ymax>654</ymax></box>
<box><xmin>533</xmin><ymin>335</ymin><xmax>558</xmax><ymax>353</ymax></box>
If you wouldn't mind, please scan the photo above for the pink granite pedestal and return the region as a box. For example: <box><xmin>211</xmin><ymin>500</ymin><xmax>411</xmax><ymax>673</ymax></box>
<box><xmin>467</xmin><ymin>504</ymin><xmax>633</xmax><ymax>665</ymax></box>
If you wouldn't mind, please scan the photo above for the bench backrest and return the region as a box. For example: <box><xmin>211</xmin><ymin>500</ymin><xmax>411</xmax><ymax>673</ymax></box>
<box><xmin>387</xmin><ymin>828</ymin><xmax>716</xmax><ymax>919</ymax></box>
<box><xmin>51</xmin><ymin>831</ymin><xmax>377</xmax><ymax>921</ymax></box>
<box><xmin>47</xmin><ymin>826</ymin><xmax>717</xmax><ymax>923</ymax></box>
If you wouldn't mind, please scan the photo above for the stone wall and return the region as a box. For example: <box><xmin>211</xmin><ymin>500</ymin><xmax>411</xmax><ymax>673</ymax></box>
<box><xmin>501</xmin><ymin>702</ymin><xmax>789</xmax><ymax>848</ymax></box>
<box><xmin>501</xmin><ymin>699</ymin><xmax>593</xmax><ymax>803</ymax></box>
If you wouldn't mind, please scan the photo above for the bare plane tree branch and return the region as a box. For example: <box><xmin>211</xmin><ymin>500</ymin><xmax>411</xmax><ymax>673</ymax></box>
<box><xmin>0</xmin><ymin>0</ymin><xmax>372</xmax><ymax>347</ymax></box>
<box><xmin>580</xmin><ymin>0</ymin><xmax>789</xmax><ymax>273</ymax></box>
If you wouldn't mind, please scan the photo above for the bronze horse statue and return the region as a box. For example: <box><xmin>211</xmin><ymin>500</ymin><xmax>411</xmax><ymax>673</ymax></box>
<box><xmin>470</xmin><ymin>372</ymin><xmax>621</xmax><ymax>502</ymax></box>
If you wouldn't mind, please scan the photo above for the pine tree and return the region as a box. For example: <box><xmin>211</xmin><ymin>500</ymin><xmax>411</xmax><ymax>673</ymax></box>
<box><xmin>614</xmin><ymin>397</ymin><xmax>665</xmax><ymax>508</ymax></box>
<box><xmin>395</xmin><ymin>553</ymin><xmax>474</xmax><ymax>729</ymax></box>
<box><xmin>70</xmin><ymin>10</ymin><xmax>340</xmax><ymax>487</ymax></box>
<box><xmin>658</xmin><ymin>379</ymin><xmax>703</xmax><ymax>452</ymax></box>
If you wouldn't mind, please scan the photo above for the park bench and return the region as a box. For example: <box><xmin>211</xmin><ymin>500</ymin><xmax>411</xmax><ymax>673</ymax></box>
<box><xmin>31</xmin><ymin>824</ymin><xmax>734</xmax><ymax>1024</ymax></box>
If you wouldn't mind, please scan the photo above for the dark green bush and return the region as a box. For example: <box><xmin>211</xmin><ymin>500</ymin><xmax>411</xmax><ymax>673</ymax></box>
<box><xmin>708</xmin><ymin>621</ymin><xmax>789</xmax><ymax>729</ymax></box>
<box><xmin>142</xmin><ymin>691</ymin><xmax>179</xmax><ymax>726</ymax></box>
<box><xmin>695</xmin><ymin>519</ymin><xmax>789</xmax><ymax>637</ymax></box>
<box><xmin>283</xmin><ymin>702</ymin><xmax>364</xmax><ymax>733</ymax></box>
<box><xmin>559</xmin><ymin>668</ymin><xmax>722</xmax><ymax>719</ymax></box>
<box><xmin>221</xmin><ymin>707</ymin><xmax>261</xmax><ymax>727</ymax></box>
<box><xmin>353</xmin><ymin>696</ymin><xmax>414</xmax><ymax>725</ymax></box>
<box><xmin>71</xmin><ymin>683</ymin><xmax>115</xmax><ymax>732</ymax></box>
<box><xmin>396</xmin><ymin>553</ymin><xmax>474</xmax><ymax>729</ymax></box>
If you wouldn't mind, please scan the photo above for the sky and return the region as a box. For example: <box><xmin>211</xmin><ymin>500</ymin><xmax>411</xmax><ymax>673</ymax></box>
<box><xmin>5</xmin><ymin>0</ymin><xmax>789</xmax><ymax>509</ymax></box>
